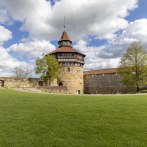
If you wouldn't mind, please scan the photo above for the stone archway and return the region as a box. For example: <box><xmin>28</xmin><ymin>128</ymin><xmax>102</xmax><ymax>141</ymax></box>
<box><xmin>0</xmin><ymin>80</ymin><xmax>4</xmax><ymax>87</ymax></box>
<box><xmin>58</xmin><ymin>82</ymin><xmax>63</xmax><ymax>86</ymax></box>
<box><xmin>38</xmin><ymin>81</ymin><xmax>44</xmax><ymax>86</ymax></box>
<box><xmin>77</xmin><ymin>90</ymin><xmax>80</xmax><ymax>94</ymax></box>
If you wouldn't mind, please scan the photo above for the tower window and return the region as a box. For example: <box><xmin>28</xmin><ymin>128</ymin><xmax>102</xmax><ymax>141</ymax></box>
<box><xmin>68</xmin><ymin>67</ymin><xmax>70</xmax><ymax>71</ymax></box>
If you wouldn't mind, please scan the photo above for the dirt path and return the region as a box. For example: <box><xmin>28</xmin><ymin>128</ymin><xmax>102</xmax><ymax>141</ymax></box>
<box><xmin>14</xmin><ymin>88</ymin><xmax>50</xmax><ymax>94</ymax></box>
<box><xmin>12</xmin><ymin>88</ymin><xmax>147</xmax><ymax>96</ymax></box>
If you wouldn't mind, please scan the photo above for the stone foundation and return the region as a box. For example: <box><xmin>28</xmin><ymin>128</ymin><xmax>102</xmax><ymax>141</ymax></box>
<box><xmin>38</xmin><ymin>86</ymin><xmax>67</xmax><ymax>93</ymax></box>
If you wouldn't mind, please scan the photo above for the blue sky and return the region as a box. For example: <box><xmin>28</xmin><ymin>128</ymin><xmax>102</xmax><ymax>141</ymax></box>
<box><xmin>0</xmin><ymin>0</ymin><xmax>147</xmax><ymax>76</ymax></box>
<box><xmin>127</xmin><ymin>0</ymin><xmax>147</xmax><ymax>21</ymax></box>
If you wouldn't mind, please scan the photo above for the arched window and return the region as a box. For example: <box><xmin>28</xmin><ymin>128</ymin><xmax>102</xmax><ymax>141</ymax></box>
<box><xmin>59</xmin><ymin>82</ymin><xmax>63</xmax><ymax>86</ymax></box>
<box><xmin>38</xmin><ymin>81</ymin><xmax>43</xmax><ymax>86</ymax></box>
<box><xmin>77</xmin><ymin>90</ymin><xmax>80</xmax><ymax>94</ymax></box>
<box><xmin>0</xmin><ymin>80</ymin><xmax>4</xmax><ymax>87</ymax></box>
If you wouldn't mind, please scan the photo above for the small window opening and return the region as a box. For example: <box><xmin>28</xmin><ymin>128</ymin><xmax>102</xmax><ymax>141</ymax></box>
<box><xmin>38</xmin><ymin>81</ymin><xmax>43</xmax><ymax>86</ymax></box>
<box><xmin>68</xmin><ymin>68</ymin><xmax>70</xmax><ymax>72</ymax></box>
<box><xmin>59</xmin><ymin>82</ymin><xmax>63</xmax><ymax>86</ymax></box>
<box><xmin>77</xmin><ymin>90</ymin><xmax>80</xmax><ymax>94</ymax></box>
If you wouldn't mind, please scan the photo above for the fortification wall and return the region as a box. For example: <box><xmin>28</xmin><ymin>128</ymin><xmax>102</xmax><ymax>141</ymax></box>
<box><xmin>84</xmin><ymin>73</ymin><xmax>130</xmax><ymax>94</ymax></box>
<box><xmin>58</xmin><ymin>66</ymin><xmax>83</xmax><ymax>94</ymax></box>
<box><xmin>0</xmin><ymin>77</ymin><xmax>40</xmax><ymax>88</ymax></box>
<box><xmin>38</xmin><ymin>86</ymin><xmax>67</xmax><ymax>93</ymax></box>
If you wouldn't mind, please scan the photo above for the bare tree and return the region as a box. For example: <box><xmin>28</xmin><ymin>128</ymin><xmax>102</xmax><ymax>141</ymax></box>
<box><xmin>13</xmin><ymin>67</ymin><xmax>32</xmax><ymax>78</ymax></box>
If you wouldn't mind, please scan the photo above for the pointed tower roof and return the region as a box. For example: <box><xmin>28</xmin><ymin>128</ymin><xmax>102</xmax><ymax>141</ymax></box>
<box><xmin>60</xmin><ymin>31</ymin><xmax>71</xmax><ymax>41</ymax></box>
<box><xmin>47</xmin><ymin>31</ymin><xmax>85</xmax><ymax>56</ymax></box>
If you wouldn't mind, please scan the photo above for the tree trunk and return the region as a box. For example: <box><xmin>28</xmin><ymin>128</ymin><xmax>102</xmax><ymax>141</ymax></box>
<box><xmin>137</xmin><ymin>86</ymin><xmax>140</xmax><ymax>92</ymax></box>
<box><xmin>48</xmin><ymin>80</ymin><xmax>51</xmax><ymax>86</ymax></box>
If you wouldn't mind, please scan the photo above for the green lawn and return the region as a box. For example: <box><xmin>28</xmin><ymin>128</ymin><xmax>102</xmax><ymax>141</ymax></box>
<box><xmin>0</xmin><ymin>89</ymin><xmax>147</xmax><ymax>147</ymax></box>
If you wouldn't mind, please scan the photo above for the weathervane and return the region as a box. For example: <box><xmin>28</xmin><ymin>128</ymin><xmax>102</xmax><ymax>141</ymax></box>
<box><xmin>64</xmin><ymin>16</ymin><xmax>66</xmax><ymax>31</ymax></box>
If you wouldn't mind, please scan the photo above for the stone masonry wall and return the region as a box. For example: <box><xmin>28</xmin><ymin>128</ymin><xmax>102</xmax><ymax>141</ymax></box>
<box><xmin>38</xmin><ymin>86</ymin><xmax>67</xmax><ymax>94</ymax></box>
<box><xmin>84</xmin><ymin>73</ymin><xmax>130</xmax><ymax>94</ymax></box>
<box><xmin>58</xmin><ymin>66</ymin><xmax>83</xmax><ymax>94</ymax></box>
<box><xmin>0</xmin><ymin>77</ymin><xmax>40</xmax><ymax>88</ymax></box>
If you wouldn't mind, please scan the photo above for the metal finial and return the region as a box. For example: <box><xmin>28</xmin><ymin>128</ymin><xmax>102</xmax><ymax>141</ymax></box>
<box><xmin>64</xmin><ymin>16</ymin><xmax>66</xmax><ymax>31</ymax></box>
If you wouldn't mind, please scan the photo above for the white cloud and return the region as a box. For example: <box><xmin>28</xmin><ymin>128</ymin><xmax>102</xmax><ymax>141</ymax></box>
<box><xmin>74</xmin><ymin>39</ymin><xmax>118</xmax><ymax>70</ymax></box>
<box><xmin>0</xmin><ymin>47</ymin><xmax>29</xmax><ymax>76</ymax></box>
<box><xmin>0</xmin><ymin>25</ymin><xmax>12</xmax><ymax>45</ymax></box>
<box><xmin>0</xmin><ymin>25</ymin><xmax>55</xmax><ymax>76</ymax></box>
<box><xmin>8</xmin><ymin>39</ymin><xmax>55</xmax><ymax>58</ymax></box>
<box><xmin>0</xmin><ymin>0</ymin><xmax>138</xmax><ymax>40</ymax></box>
<box><xmin>84</xmin><ymin>58</ymin><xmax>121</xmax><ymax>71</ymax></box>
<box><xmin>50</xmin><ymin>0</ymin><xmax>137</xmax><ymax>40</ymax></box>
<box><xmin>0</xmin><ymin>8</ymin><xmax>10</xmax><ymax>23</ymax></box>
<box><xmin>116</xmin><ymin>19</ymin><xmax>147</xmax><ymax>46</ymax></box>
<box><xmin>74</xmin><ymin>19</ymin><xmax>147</xmax><ymax>70</ymax></box>
<box><xmin>0</xmin><ymin>0</ymin><xmax>53</xmax><ymax>39</ymax></box>
<box><xmin>1</xmin><ymin>0</ymin><xmax>147</xmax><ymax>74</ymax></box>
<box><xmin>98</xmin><ymin>19</ymin><xmax>147</xmax><ymax>59</ymax></box>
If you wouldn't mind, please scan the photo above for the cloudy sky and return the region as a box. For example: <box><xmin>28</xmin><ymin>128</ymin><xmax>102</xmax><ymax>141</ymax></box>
<box><xmin>0</xmin><ymin>0</ymin><xmax>147</xmax><ymax>77</ymax></box>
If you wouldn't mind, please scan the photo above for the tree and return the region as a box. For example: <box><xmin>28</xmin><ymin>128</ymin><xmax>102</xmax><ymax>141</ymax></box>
<box><xmin>35</xmin><ymin>55</ymin><xmax>60</xmax><ymax>85</ymax></box>
<box><xmin>13</xmin><ymin>67</ymin><xmax>32</xmax><ymax>78</ymax></box>
<box><xmin>118</xmin><ymin>42</ymin><xmax>147</xmax><ymax>92</ymax></box>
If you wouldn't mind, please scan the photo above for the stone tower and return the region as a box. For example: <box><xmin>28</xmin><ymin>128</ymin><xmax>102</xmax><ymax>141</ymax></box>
<box><xmin>48</xmin><ymin>31</ymin><xmax>85</xmax><ymax>94</ymax></box>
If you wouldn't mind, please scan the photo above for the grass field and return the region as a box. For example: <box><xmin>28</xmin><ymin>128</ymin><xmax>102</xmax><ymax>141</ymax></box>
<box><xmin>0</xmin><ymin>89</ymin><xmax>147</xmax><ymax>147</ymax></box>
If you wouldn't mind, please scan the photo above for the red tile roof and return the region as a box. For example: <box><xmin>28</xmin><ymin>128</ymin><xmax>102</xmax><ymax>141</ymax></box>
<box><xmin>47</xmin><ymin>31</ymin><xmax>85</xmax><ymax>56</ymax></box>
<box><xmin>48</xmin><ymin>46</ymin><xmax>85</xmax><ymax>56</ymax></box>
<box><xmin>84</xmin><ymin>68</ymin><xmax>118</xmax><ymax>75</ymax></box>
<box><xmin>60</xmin><ymin>31</ymin><xmax>71</xmax><ymax>41</ymax></box>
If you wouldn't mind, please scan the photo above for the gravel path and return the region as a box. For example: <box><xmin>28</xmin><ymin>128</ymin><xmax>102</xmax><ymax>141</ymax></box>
<box><xmin>13</xmin><ymin>88</ymin><xmax>147</xmax><ymax>96</ymax></box>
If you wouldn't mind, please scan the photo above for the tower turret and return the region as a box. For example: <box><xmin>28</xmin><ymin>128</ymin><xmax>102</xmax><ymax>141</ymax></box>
<box><xmin>47</xmin><ymin>31</ymin><xmax>85</xmax><ymax>94</ymax></box>
<box><xmin>58</xmin><ymin>31</ymin><xmax>72</xmax><ymax>47</ymax></box>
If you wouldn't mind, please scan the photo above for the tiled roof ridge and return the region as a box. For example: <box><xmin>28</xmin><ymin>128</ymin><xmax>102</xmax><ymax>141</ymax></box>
<box><xmin>84</xmin><ymin>68</ymin><xmax>118</xmax><ymax>75</ymax></box>
<box><xmin>48</xmin><ymin>46</ymin><xmax>85</xmax><ymax>56</ymax></box>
